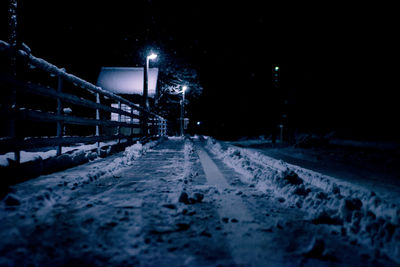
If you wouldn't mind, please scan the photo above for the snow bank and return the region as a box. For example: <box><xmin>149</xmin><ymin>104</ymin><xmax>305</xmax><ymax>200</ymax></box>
<box><xmin>0</xmin><ymin>139</ymin><xmax>163</xmax><ymax>239</ymax></box>
<box><xmin>108</xmin><ymin>140</ymin><xmax>159</xmax><ymax>168</ymax></box>
<box><xmin>1</xmin><ymin>139</ymin><xmax>161</xmax><ymax>212</ymax></box>
<box><xmin>77</xmin><ymin>139</ymin><xmax>161</xmax><ymax>186</ymax></box>
<box><xmin>205</xmin><ymin>137</ymin><xmax>400</xmax><ymax>263</ymax></box>
<box><xmin>0</xmin><ymin>141</ymin><xmax>122</xmax><ymax>167</ymax></box>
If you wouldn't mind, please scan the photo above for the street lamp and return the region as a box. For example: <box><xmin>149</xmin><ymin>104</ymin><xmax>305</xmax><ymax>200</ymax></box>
<box><xmin>180</xmin><ymin>85</ymin><xmax>187</xmax><ymax>136</ymax></box>
<box><xmin>142</xmin><ymin>52</ymin><xmax>157</xmax><ymax>135</ymax></box>
<box><xmin>148</xmin><ymin>53</ymin><xmax>157</xmax><ymax>60</ymax></box>
<box><xmin>143</xmin><ymin>53</ymin><xmax>157</xmax><ymax>110</ymax></box>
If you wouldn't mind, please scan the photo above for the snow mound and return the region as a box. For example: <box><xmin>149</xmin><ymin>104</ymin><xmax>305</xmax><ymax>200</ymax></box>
<box><xmin>88</xmin><ymin>140</ymin><xmax>159</xmax><ymax>178</ymax></box>
<box><xmin>205</xmin><ymin>137</ymin><xmax>400</xmax><ymax>263</ymax></box>
<box><xmin>0</xmin><ymin>140</ymin><xmax>121</xmax><ymax>167</ymax></box>
<box><xmin>1</xmin><ymin>140</ymin><xmax>161</xmax><ymax>215</ymax></box>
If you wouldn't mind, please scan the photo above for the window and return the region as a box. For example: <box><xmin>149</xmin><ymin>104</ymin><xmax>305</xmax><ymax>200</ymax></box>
<box><xmin>111</xmin><ymin>103</ymin><xmax>139</xmax><ymax>123</ymax></box>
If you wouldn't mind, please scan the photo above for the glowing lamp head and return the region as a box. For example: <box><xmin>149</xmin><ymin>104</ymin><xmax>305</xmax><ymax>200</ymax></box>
<box><xmin>182</xmin><ymin>86</ymin><xmax>188</xmax><ymax>92</ymax></box>
<box><xmin>275</xmin><ymin>66</ymin><xmax>279</xmax><ymax>71</ymax></box>
<box><xmin>148</xmin><ymin>53</ymin><xmax>157</xmax><ymax>60</ymax></box>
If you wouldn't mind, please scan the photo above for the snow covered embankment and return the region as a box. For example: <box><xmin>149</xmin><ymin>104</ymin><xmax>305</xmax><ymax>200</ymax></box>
<box><xmin>3</xmin><ymin>140</ymin><xmax>161</xmax><ymax>210</ymax></box>
<box><xmin>205</xmin><ymin>137</ymin><xmax>400</xmax><ymax>263</ymax></box>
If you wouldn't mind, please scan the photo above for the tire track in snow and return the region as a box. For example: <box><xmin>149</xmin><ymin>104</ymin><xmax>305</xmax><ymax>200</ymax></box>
<box><xmin>195</xmin><ymin>143</ymin><xmax>284</xmax><ymax>266</ymax></box>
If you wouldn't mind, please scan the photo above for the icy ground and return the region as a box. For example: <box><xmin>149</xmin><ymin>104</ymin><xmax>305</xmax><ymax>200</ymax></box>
<box><xmin>0</xmin><ymin>136</ymin><xmax>399</xmax><ymax>266</ymax></box>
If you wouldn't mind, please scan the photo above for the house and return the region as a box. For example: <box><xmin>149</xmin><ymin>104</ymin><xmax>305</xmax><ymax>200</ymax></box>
<box><xmin>96</xmin><ymin>67</ymin><xmax>159</xmax><ymax>135</ymax></box>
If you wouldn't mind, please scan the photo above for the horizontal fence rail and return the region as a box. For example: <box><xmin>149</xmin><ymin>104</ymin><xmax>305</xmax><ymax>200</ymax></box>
<box><xmin>0</xmin><ymin>74</ymin><xmax>140</xmax><ymax>119</ymax></box>
<box><xmin>0</xmin><ymin>40</ymin><xmax>167</xmax><ymax>163</ymax></box>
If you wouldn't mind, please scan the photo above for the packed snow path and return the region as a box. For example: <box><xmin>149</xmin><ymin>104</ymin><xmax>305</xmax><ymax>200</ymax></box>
<box><xmin>196</xmin><ymin>145</ymin><xmax>271</xmax><ymax>265</ymax></box>
<box><xmin>0</xmin><ymin>137</ymin><xmax>398</xmax><ymax>266</ymax></box>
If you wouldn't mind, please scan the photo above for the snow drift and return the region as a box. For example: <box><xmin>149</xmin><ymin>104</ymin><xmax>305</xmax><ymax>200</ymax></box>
<box><xmin>205</xmin><ymin>137</ymin><xmax>400</xmax><ymax>263</ymax></box>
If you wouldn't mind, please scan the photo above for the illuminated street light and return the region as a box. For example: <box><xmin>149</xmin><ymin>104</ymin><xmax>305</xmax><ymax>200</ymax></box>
<box><xmin>275</xmin><ymin>66</ymin><xmax>279</xmax><ymax>71</ymax></box>
<box><xmin>180</xmin><ymin>85</ymin><xmax>188</xmax><ymax>136</ymax></box>
<box><xmin>148</xmin><ymin>53</ymin><xmax>157</xmax><ymax>60</ymax></box>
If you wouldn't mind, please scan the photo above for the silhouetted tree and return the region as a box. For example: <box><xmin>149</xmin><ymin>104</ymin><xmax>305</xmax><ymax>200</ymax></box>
<box><xmin>155</xmin><ymin>54</ymin><xmax>203</xmax><ymax>119</ymax></box>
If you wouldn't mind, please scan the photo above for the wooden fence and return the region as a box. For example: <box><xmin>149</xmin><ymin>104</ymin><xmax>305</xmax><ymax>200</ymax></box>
<box><xmin>0</xmin><ymin>40</ymin><xmax>167</xmax><ymax>163</ymax></box>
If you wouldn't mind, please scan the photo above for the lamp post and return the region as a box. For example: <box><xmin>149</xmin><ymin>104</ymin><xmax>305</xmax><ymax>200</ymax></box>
<box><xmin>272</xmin><ymin>64</ymin><xmax>280</xmax><ymax>145</ymax></box>
<box><xmin>142</xmin><ymin>52</ymin><xmax>157</xmax><ymax>135</ymax></box>
<box><xmin>180</xmin><ymin>85</ymin><xmax>187</xmax><ymax>136</ymax></box>
<box><xmin>143</xmin><ymin>53</ymin><xmax>157</xmax><ymax>110</ymax></box>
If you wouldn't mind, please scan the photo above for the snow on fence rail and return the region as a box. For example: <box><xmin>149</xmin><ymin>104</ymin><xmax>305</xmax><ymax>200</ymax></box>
<box><xmin>0</xmin><ymin>40</ymin><xmax>167</xmax><ymax>163</ymax></box>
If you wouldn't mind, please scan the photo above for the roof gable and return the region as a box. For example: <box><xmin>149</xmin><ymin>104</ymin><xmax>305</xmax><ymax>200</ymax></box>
<box><xmin>96</xmin><ymin>67</ymin><xmax>158</xmax><ymax>96</ymax></box>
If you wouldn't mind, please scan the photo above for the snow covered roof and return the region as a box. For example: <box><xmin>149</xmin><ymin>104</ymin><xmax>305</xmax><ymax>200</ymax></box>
<box><xmin>96</xmin><ymin>67</ymin><xmax>158</xmax><ymax>96</ymax></box>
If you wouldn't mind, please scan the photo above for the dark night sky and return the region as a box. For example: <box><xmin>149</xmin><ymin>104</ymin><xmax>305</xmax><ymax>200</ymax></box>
<box><xmin>1</xmin><ymin>1</ymin><xmax>398</xmax><ymax>140</ymax></box>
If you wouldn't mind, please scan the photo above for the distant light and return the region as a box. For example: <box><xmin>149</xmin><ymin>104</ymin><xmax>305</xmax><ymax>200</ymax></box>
<box><xmin>63</xmin><ymin>107</ymin><xmax>72</xmax><ymax>114</ymax></box>
<box><xmin>275</xmin><ymin>66</ymin><xmax>279</xmax><ymax>71</ymax></box>
<box><xmin>148</xmin><ymin>53</ymin><xmax>157</xmax><ymax>60</ymax></box>
<box><xmin>197</xmin><ymin>121</ymin><xmax>201</xmax><ymax>125</ymax></box>
<box><xmin>182</xmin><ymin>86</ymin><xmax>188</xmax><ymax>92</ymax></box>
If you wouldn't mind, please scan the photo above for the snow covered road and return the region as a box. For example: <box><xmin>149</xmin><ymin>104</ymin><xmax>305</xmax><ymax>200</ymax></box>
<box><xmin>0</xmin><ymin>137</ymin><xmax>398</xmax><ymax>266</ymax></box>
<box><xmin>196</xmin><ymin>143</ymin><xmax>272</xmax><ymax>265</ymax></box>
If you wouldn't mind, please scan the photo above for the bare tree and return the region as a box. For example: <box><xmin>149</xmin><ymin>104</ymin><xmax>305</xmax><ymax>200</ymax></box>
<box><xmin>155</xmin><ymin>54</ymin><xmax>203</xmax><ymax>118</ymax></box>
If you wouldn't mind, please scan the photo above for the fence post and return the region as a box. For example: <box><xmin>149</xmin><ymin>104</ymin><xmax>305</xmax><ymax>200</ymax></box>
<box><xmin>96</xmin><ymin>93</ymin><xmax>100</xmax><ymax>154</ymax></box>
<box><xmin>117</xmin><ymin>101</ymin><xmax>121</xmax><ymax>143</ymax></box>
<box><xmin>159</xmin><ymin>117</ymin><xmax>164</xmax><ymax>136</ymax></box>
<box><xmin>56</xmin><ymin>72</ymin><xmax>63</xmax><ymax>156</ymax></box>
<box><xmin>130</xmin><ymin>105</ymin><xmax>134</xmax><ymax>138</ymax></box>
<box><xmin>153</xmin><ymin>117</ymin><xmax>157</xmax><ymax>136</ymax></box>
<box><xmin>149</xmin><ymin>116</ymin><xmax>153</xmax><ymax>136</ymax></box>
<box><xmin>140</xmin><ymin>111</ymin><xmax>147</xmax><ymax>137</ymax></box>
<box><xmin>157</xmin><ymin>117</ymin><xmax>161</xmax><ymax>136</ymax></box>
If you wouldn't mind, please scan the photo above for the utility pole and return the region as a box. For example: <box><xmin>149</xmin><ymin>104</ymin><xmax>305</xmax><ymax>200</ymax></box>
<box><xmin>143</xmin><ymin>57</ymin><xmax>149</xmax><ymax>111</ymax></box>
<box><xmin>180</xmin><ymin>86</ymin><xmax>187</xmax><ymax>136</ymax></box>
<box><xmin>9</xmin><ymin>0</ymin><xmax>18</xmax><ymax>68</ymax></box>
<box><xmin>7</xmin><ymin>0</ymin><xmax>19</xmax><ymax>162</ymax></box>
